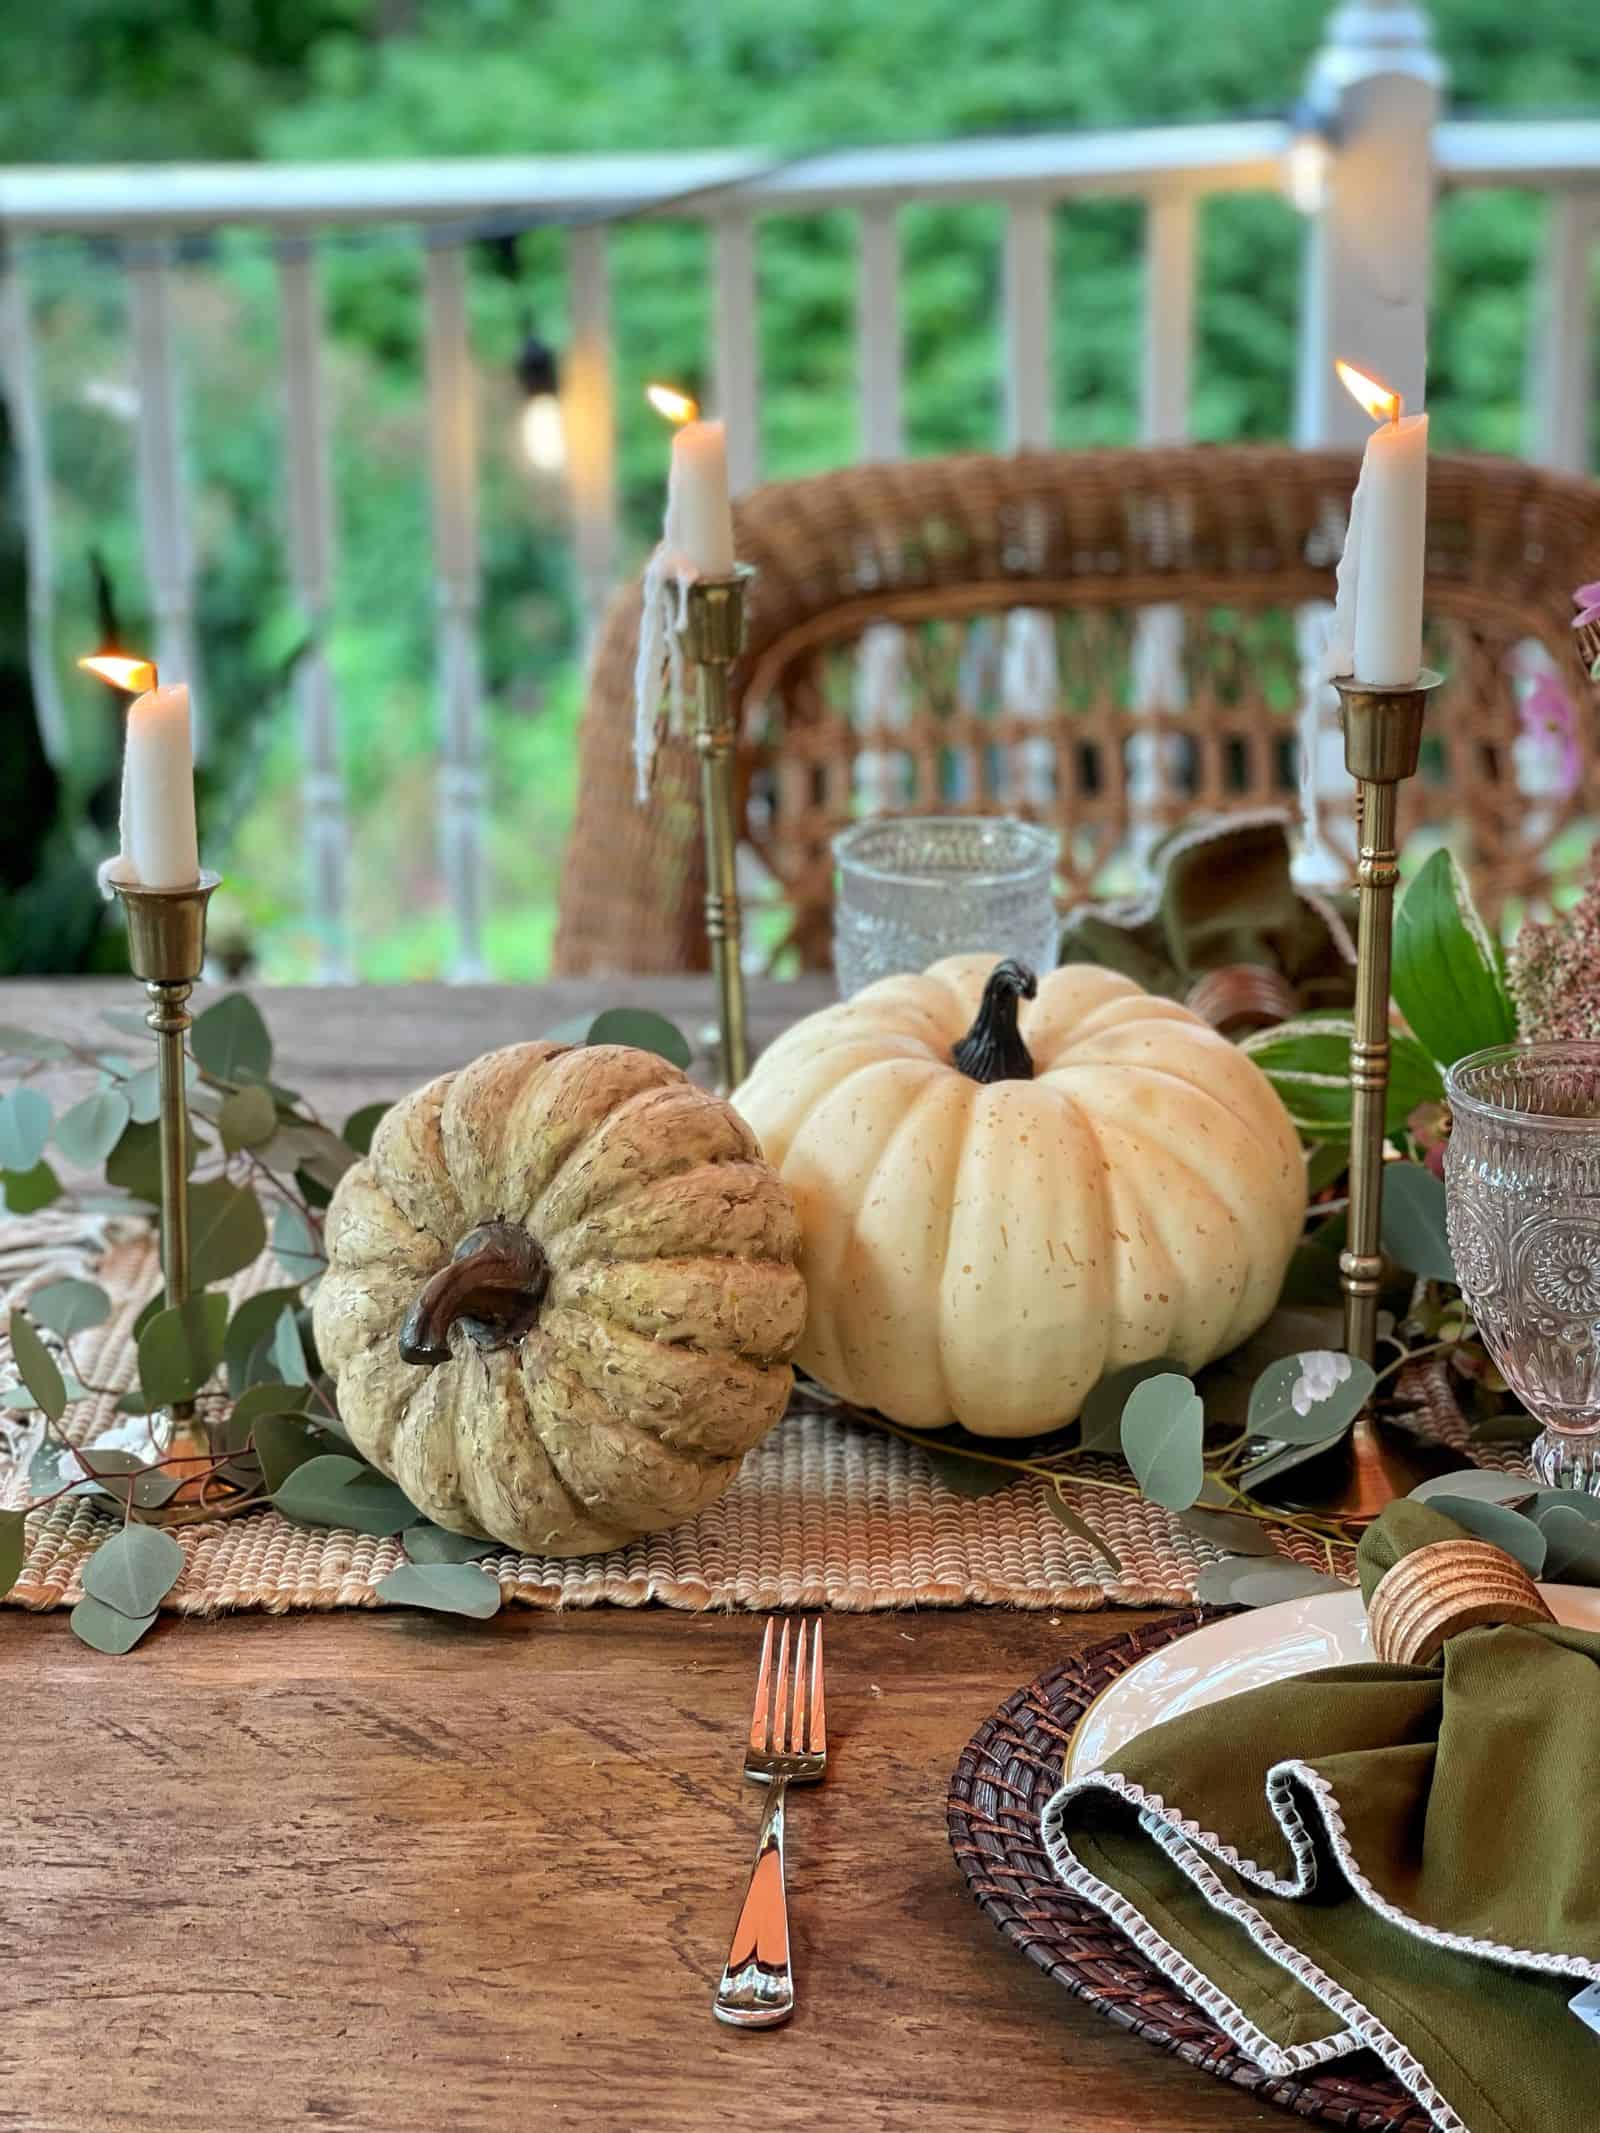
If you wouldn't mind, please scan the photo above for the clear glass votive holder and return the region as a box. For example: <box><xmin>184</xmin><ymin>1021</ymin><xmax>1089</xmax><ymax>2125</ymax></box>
<box><xmin>1445</xmin><ymin>1041</ymin><xmax>1600</xmax><ymax>1494</ymax></box>
<box><xmin>831</xmin><ymin>816</ymin><xmax>1059</xmax><ymax>998</ymax></box>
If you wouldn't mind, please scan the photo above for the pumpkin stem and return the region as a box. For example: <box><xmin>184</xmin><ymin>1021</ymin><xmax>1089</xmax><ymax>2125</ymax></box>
<box><xmin>399</xmin><ymin>1221</ymin><xmax>550</xmax><ymax>1366</ymax></box>
<box><xmin>952</xmin><ymin>960</ymin><xmax>1038</xmax><ymax>1084</ymax></box>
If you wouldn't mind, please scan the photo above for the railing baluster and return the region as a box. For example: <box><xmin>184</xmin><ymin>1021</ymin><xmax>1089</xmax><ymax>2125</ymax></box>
<box><xmin>1527</xmin><ymin>191</ymin><xmax>1594</xmax><ymax>473</ymax></box>
<box><xmin>1002</xmin><ymin>198</ymin><xmax>1053</xmax><ymax>450</ymax></box>
<box><xmin>857</xmin><ymin>203</ymin><xmax>903</xmax><ymax>460</ymax></box>
<box><xmin>998</xmin><ymin>200</ymin><xmax>1056</xmax><ymax>816</ymax></box>
<box><xmin>276</xmin><ymin>240</ymin><xmax>352</xmax><ymax>982</ymax></box>
<box><xmin>126</xmin><ymin>238</ymin><xmax>203</xmax><ymax>750</ymax></box>
<box><xmin>0</xmin><ymin>237</ymin><xmax>66</xmax><ymax>765</ymax></box>
<box><xmin>714</xmin><ymin>211</ymin><xmax>760</xmax><ymax>493</ymax></box>
<box><xmin>1128</xmin><ymin>187</ymin><xmax>1198</xmax><ymax>865</ymax></box>
<box><xmin>564</xmin><ymin>223</ymin><xmax>617</xmax><ymax>649</ymax></box>
<box><xmin>423</xmin><ymin>240</ymin><xmax>486</xmax><ymax>981</ymax></box>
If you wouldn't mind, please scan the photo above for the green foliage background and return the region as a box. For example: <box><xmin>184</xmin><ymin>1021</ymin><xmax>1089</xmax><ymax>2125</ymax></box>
<box><xmin>5</xmin><ymin>0</ymin><xmax>1599</xmax><ymax>978</ymax></box>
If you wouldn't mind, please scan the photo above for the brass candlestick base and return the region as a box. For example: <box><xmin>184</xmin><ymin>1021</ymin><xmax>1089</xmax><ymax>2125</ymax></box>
<box><xmin>679</xmin><ymin>567</ymin><xmax>754</xmax><ymax>1095</ymax></box>
<box><xmin>111</xmin><ymin>871</ymin><xmax>221</xmax><ymax>1474</ymax></box>
<box><xmin>1285</xmin><ymin>670</ymin><xmax>1452</xmax><ymax>1527</ymax></box>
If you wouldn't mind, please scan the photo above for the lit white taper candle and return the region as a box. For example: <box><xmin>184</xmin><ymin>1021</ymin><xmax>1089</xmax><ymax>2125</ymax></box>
<box><xmin>80</xmin><ymin>655</ymin><xmax>200</xmax><ymax>889</ymax></box>
<box><xmin>648</xmin><ymin>384</ymin><xmax>734</xmax><ymax>576</ymax></box>
<box><xmin>1323</xmin><ymin>360</ymin><xmax>1429</xmax><ymax>689</ymax></box>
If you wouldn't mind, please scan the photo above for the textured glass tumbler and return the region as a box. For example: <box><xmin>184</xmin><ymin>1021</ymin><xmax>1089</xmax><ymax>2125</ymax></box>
<box><xmin>1445</xmin><ymin>1042</ymin><xmax>1600</xmax><ymax>1494</ymax></box>
<box><xmin>831</xmin><ymin>817</ymin><xmax>1059</xmax><ymax>998</ymax></box>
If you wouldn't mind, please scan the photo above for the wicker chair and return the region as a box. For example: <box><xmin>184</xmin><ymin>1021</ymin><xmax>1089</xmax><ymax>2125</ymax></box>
<box><xmin>554</xmin><ymin>447</ymin><xmax>1600</xmax><ymax>977</ymax></box>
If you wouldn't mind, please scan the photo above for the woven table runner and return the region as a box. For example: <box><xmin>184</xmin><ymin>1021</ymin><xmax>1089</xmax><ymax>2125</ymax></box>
<box><xmin>0</xmin><ymin>1220</ymin><xmax>1499</xmax><ymax>1619</ymax></box>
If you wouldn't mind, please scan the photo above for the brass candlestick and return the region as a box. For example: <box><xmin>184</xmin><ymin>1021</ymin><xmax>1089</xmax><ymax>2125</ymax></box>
<box><xmin>111</xmin><ymin>871</ymin><xmax>221</xmax><ymax>1467</ymax></box>
<box><xmin>1286</xmin><ymin>670</ymin><xmax>1456</xmax><ymax>1524</ymax></box>
<box><xmin>679</xmin><ymin>567</ymin><xmax>753</xmax><ymax>1094</ymax></box>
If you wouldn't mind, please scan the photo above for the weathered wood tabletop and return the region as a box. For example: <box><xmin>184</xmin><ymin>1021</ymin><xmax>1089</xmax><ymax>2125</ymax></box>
<box><xmin>0</xmin><ymin>979</ymin><xmax>1273</xmax><ymax>2133</ymax></box>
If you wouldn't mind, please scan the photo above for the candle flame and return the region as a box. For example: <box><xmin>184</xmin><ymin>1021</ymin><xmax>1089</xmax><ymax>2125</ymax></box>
<box><xmin>78</xmin><ymin>653</ymin><xmax>158</xmax><ymax>695</ymax></box>
<box><xmin>646</xmin><ymin>383</ymin><xmax>698</xmax><ymax>426</ymax></box>
<box><xmin>1335</xmin><ymin>359</ymin><xmax>1402</xmax><ymax>428</ymax></box>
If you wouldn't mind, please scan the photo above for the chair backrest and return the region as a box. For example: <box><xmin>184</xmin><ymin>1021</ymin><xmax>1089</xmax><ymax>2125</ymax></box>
<box><xmin>554</xmin><ymin>446</ymin><xmax>1600</xmax><ymax>977</ymax></box>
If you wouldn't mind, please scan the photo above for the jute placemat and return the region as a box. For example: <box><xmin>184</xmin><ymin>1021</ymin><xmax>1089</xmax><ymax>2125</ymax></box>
<box><xmin>0</xmin><ymin>1221</ymin><xmax>1496</xmax><ymax>1618</ymax></box>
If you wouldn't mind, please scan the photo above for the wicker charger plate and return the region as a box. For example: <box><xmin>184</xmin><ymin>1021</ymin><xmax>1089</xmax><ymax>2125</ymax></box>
<box><xmin>946</xmin><ymin>1615</ymin><xmax>1432</xmax><ymax>2133</ymax></box>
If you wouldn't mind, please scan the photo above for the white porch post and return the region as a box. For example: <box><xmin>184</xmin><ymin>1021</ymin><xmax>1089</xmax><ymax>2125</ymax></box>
<box><xmin>0</xmin><ymin>238</ymin><xmax>66</xmax><ymax>765</ymax></box>
<box><xmin>564</xmin><ymin>224</ymin><xmax>617</xmax><ymax>651</ymax></box>
<box><xmin>1296</xmin><ymin>1</ymin><xmax>1444</xmax><ymax>443</ymax></box>
<box><xmin>1526</xmin><ymin>192</ymin><xmax>1595</xmax><ymax>474</ymax></box>
<box><xmin>423</xmin><ymin>240</ymin><xmax>487</xmax><ymax>982</ymax></box>
<box><xmin>1294</xmin><ymin>1</ymin><xmax>1444</xmax><ymax>887</ymax></box>
<box><xmin>126</xmin><ymin>239</ymin><xmax>204</xmax><ymax>753</ymax></box>
<box><xmin>277</xmin><ymin>240</ymin><xmax>352</xmax><ymax>982</ymax></box>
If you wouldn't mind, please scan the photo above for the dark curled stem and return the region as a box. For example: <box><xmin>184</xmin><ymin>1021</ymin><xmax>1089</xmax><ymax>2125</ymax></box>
<box><xmin>399</xmin><ymin>1221</ymin><xmax>550</xmax><ymax>1366</ymax></box>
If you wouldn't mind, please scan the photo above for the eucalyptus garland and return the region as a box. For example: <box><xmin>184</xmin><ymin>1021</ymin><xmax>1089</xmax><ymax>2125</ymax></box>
<box><xmin>0</xmin><ymin>842</ymin><xmax>1578</xmax><ymax>1649</ymax></box>
<box><xmin>0</xmin><ymin>996</ymin><xmax>692</xmax><ymax>1651</ymax></box>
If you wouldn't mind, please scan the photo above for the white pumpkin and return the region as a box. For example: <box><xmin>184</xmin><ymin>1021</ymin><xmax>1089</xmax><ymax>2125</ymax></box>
<box><xmin>733</xmin><ymin>955</ymin><xmax>1306</xmax><ymax>1438</ymax></box>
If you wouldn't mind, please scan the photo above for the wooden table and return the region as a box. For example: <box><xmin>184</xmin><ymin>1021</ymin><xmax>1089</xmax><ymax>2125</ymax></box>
<box><xmin>1</xmin><ymin>980</ymin><xmax>1273</xmax><ymax>2133</ymax></box>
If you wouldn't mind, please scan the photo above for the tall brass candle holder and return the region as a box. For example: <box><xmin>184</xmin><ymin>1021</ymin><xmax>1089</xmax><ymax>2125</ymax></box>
<box><xmin>1291</xmin><ymin>669</ymin><xmax>1454</xmax><ymax>1523</ymax></box>
<box><xmin>678</xmin><ymin>566</ymin><xmax>754</xmax><ymax>1094</ymax></box>
<box><xmin>111</xmin><ymin>871</ymin><xmax>221</xmax><ymax>1470</ymax></box>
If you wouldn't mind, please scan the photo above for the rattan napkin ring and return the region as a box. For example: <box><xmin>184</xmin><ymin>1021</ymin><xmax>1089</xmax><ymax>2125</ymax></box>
<box><xmin>1367</xmin><ymin>1538</ymin><xmax>1554</xmax><ymax>1666</ymax></box>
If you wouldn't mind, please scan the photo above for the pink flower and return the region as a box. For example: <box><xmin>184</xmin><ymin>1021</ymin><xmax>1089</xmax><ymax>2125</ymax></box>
<box><xmin>1574</xmin><ymin>604</ymin><xmax>1600</xmax><ymax>634</ymax></box>
<box><xmin>1575</xmin><ymin>581</ymin><xmax>1600</xmax><ymax>608</ymax></box>
<box><xmin>1513</xmin><ymin>663</ymin><xmax>1582</xmax><ymax>799</ymax></box>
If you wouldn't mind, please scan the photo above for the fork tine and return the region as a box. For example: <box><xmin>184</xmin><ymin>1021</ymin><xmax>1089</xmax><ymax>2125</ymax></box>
<box><xmin>788</xmin><ymin>1622</ymin><xmax>807</xmax><ymax>1754</ymax></box>
<box><xmin>748</xmin><ymin>1618</ymin><xmax>776</xmax><ymax>1754</ymax></box>
<box><xmin>808</xmin><ymin>1620</ymin><xmax>825</xmax><ymax>1755</ymax></box>
<box><xmin>773</xmin><ymin>1619</ymin><xmax>792</xmax><ymax>1753</ymax></box>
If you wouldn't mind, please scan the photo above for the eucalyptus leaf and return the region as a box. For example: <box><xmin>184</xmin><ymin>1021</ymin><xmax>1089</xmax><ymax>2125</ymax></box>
<box><xmin>269</xmin><ymin>1306</ymin><xmax>309</xmax><ymax>1385</ymax></box>
<box><xmin>1527</xmin><ymin>1490</ymin><xmax>1600</xmax><ymax>1524</ymax></box>
<box><xmin>403</xmin><ymin>1522</ymin><xmax>500</xmax><ymax>1564</ymax></box>
<box><xmin>1411</xmin><ymin>1469</ymin><xmax>1536</xmax><ymax>1507</ymax></box>
<box><xmin>224</xmin><ymin>1287</ymin><xmax>306</xmax><ymax>1395</ymax></box>
<box><xmin>70</xmin><ymin>1595</ymin><xmax>158</xmax><ymax>1654</ymax></box>
<box><xmin>0</xmin><ymin>1024</ymin><xmax>69</xmax><ymax>1060</ymax></box>
<box><xmin>81</xmin><ymin>1525</ymin><xmax>184</xmax><ymax>1618</ymax></box>
<box><xmin>137</xmin><ymin>1293</ymin><xmax>229</xmax><ymax>1408</ymax></box>
<box><xmin>219</xmin><ymin>1083</ymin><xmax>278</xmax><ymax>1153</ymax></box>
<box><xmin>272</xmin><ymin>1201</ymin><xmax>325</xmax><ymax>1284</ymax></box>
<box><xmin>1427</xmin><ymin>1494</ymin><xmax>1548</xmax><ymax>1576</ymax></box>
<box><xmin>252</xmin><ymin>1413</ymin><xmax>347</xmax><ymax>1494</ymax></box>
<box><xmin>1391</xmin><ymin>848</ymin><xmax>1517</xmax><ymax>1069</ymax></box>
<box><xmin>30</xmin><ymin>1443</ymin><xmax>147</xmax><ymax>1504</ymax></box>
<box><xmin>225</xmin><ymin>1380</ymin><xmax>317</xmax><ymax>1437</ymax></box>
<box><xmin>106</xmin><ymin>1117</ymin><xmax>201</xmax><ymax>1202</ymax></box>
<box><xmin>1535</xmin><ymin>1506</ymin><xmax>1600</xmax><ymax>1583</ymax></box>
<box><xmin>1469</xmin><ymin>1411</ymin><xmax>1540</xmax><ymax>1443</ymax></box>
<box><xmin>184</xmin><ymin>1179</ymin><xmax>267</xmax><ymax>1289</ymax></box>
<box><xmin>190</xmin><ymin>993</ymin><xmax>272</xmax><ymax>1085</ymax></box>
<box><xmin>2</xmin><ymin>1162</ymin><xmax>62</xmax><ymax>1215</ymax></box>
<box><xmin>270</xmin><ymin>1454</ymin><xmax>415</xmax><ymax>1536</ymax></box>
<box><xmin>52</xmin><ymin>1087</ymin><xmax>131</xmax><ymax>1168</ymax></box>
<box><xmin>27</xmin><ymin>1279</ymin><xmax>111</xmax><ymax>1340</ymax></box>
<box><xmin>0</xmin><ymin>1087</ymin><xmax>51</xmax><ymax>1171</ymax></box>
<box><xmin>1177</xmin><ymin>1507</ymin><xmax>1284</xmax><ymax>1558</ymax></box>
<box><xmin>8</xmin><ymin>1309</ymin><xmax>65</xmax><ymax>1421</ymax></box>
<box><xmin>291</xmin><ymin>1127</ymin><xmax>357</xmax><ymax>1194</ymax></box>
<box><xmin>1119</xmin><ymin>1373</ymin><xmax>1205</xmax><ymax>1512</ymax></box>
<box><xmin>0</xmin><ymin>1509</ymin><xmax>25</xmax><ymax>1597</ymax></box>
<box><xmin>375</xmin><ymin>1561</ymin><xmax>502</xmax><ymax>1618</ymax></box>
<box><xmin>1041</xmin><ymin>1489</ymin><xmax>1120</xmax><ymax>1569</ymax></box>
<box><xmin>1247</xmin><ymin>1352</ymin><xmax>1375</xmax><ymax>1445</ymax></box>
<box><xmin>1195</xmin><ymin>1558</ymin><xmax>1352</xmax><ymax>1608</ymax></box>
<box><xmin>341</xmin><ymin>1101</ymin><xmax>391</xmax><ymax>1157</ymax></box>
<box><xmin>922</xmin><ymin>1444</ymin><xmax>1017</xmax><ymax>1498</ymax></box>
<box><xmin>585</xmin><ymin>1008</ymin><xmax>693</xmax><ymax>1070</ymax></box>
<box><xmin>1380</xmin><ymin>1163</ymin><xmax>1455</xmax><ymax>1284</ymax></box>
<box><xmin>1078</xmin><ymin>1359</ymin><xmax>1181</xmax><ymax>1454</ymax></box>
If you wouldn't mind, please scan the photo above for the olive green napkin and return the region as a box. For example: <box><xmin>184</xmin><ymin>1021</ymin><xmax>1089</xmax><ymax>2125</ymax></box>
<box><xmin>1042</xmin><ymin>1503</ymin><xmax>1600</xmax><ymax>2133</ymax></box>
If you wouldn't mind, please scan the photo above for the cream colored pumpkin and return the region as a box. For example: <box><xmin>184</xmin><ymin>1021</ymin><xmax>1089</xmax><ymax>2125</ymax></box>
<box><xmin>313</xmin><ymin>1042</ymin><xmax>807</xmax><ymax>1557</ymax></box>
<box><xmin>732</xmin><ymin>955</ymin><xmax>1306</xmax><ymax>1438</ymax></box>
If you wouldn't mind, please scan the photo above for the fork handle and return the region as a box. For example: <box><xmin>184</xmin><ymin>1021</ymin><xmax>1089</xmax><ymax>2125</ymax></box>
<box><xmin>713</xmin><ymin>1776</ymin><xmax>793</xmax><ymax>2028</ymax></box>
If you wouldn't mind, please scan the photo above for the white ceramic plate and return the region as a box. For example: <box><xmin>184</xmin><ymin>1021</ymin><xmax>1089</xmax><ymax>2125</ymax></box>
<box><xmin>1064</xmin><ymin>1583</ymin><xmax>1600</xmax><ymax>1782</ymax></box>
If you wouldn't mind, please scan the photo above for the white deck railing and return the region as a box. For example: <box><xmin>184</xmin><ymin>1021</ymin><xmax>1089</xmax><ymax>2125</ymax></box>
<box><xmin>0</xmin><ymin>0</ymin><xmax>1596</xmax><ymax>977</ymax></box>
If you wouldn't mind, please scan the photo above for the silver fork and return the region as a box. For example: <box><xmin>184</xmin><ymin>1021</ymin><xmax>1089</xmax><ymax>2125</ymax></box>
<box><xmin>713</xmin><ymin>1618</ymin><xmax>827</xmax><ymax>2029</ymax></box>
